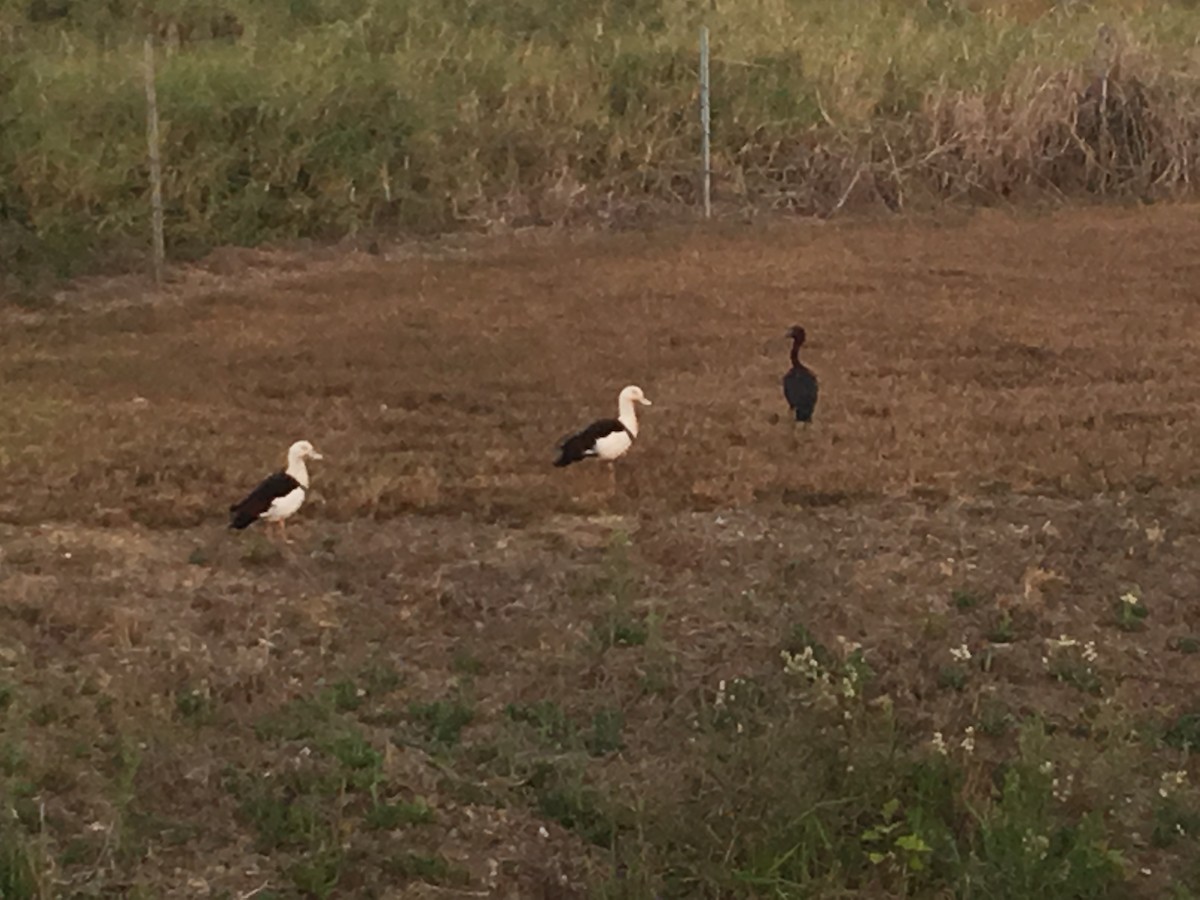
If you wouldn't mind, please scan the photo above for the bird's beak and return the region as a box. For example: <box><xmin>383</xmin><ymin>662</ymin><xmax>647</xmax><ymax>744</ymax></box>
<box><xmin>310</xmin><ymin>450</ymin><xmax>324</xmax><ymax>460</ymax></box>
<box><xmin>641</xmin><ymin>398</ymin><xmax>653</xmax><ymax>406</ymax></box>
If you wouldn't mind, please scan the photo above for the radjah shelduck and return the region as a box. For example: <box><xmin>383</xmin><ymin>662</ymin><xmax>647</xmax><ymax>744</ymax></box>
<box><xmin>229</xmin><ymin>440</ymin><xmax>323</xmax><ymax>543</ymax></box>
<box><xmin>554</xmin><ymin>385</ymin><xmax>652</xmax><ymax>486</ymax></box>
<box><xmin>782</xmin><ymin>325</ymin><xmax>819</xmax><ymax>423</ymax></box>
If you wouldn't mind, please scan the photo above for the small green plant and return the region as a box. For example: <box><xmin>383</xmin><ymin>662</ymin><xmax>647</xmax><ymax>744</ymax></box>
<box><xmin>0</xmin><ymin>812</ymin><xmax>37</xmax><ymax>900</ymax></box>
<box><xmin>1114</xmin><ymin>591</ymin><xmax>1148</xmax><ymax>632</ymax></box>
<box><xmin>288</xmin><ymin>847</ymin><xmax>342</xmax><ymax>899</ymax></box>
<box><xmin>359</xmin><ymin>661</ymin><xmax>403</xmax><ymax>696</ymax></box>
<box><xmin>325</xmin><ymin>730</ymin><xmax>382</xmax><ymax>791</ymax></box>
<box><xmin>1164</xmin><ymin>710</ymin><xmax>1200</xmax><ymax>751</ymax></box>
<box><xmin>953</xmin><ymin>589</ymin><xmax>982</xmax><ymax>611</ymax></box>
<box><xmin>584</xmin><ymin>709</ymin><xmax>625</xmax><ymax>757</ymax></box>
<box><xmin>1043</xmin><ymin>636</ymin><xmax>1102</xmax><ymax>695</ymax></box>
<box><xmin>978</xmin><ymin>698</ymin><xmax>1015</xmax><ymax>737</ymax></box>
<box><xmin>987</xmin><ymin>611</ymin><xmax>1016</xmax><ymax>644</ymax></box>
<box><xmin>366</xmin><ymin>798</ymin><xmax>434</xmax><ymax>831</ymax></box>
<box><xmin>383</xmin><ymin>852</ymin><xmax>468</xmax><ymax>885</ymax></box>
<box><xmin>256</xmin><ymin>696</ymin><xmax>334</xmax><ymax>742</ymax></box>
<box><xmin>528</xmin><ymin>762</ymin><xmax>618</xmax><ymax>848</ymax></box>
<box><xmin>937</xmin><ymin>665</ymin><xmax>968</xmax><ymax>692</ymax></box>
<box><xmin>1168</xmin><ymin>636</ymin><xmax>1200</xmax><ymax>655</ymax></box>
<box><xmin>328</xmin><ymin>679</ymin><xmax>364</xmax><ymax>713</ymax></box>
<box><xmin>506</xmin><ymin>700</ymin><xmax>576</xmax><ymax>749</ymax></box>
<box><xmin>408</xmin><ymin>699</ymin><xmax>475</xmax><ymax>746</ymax></box>
<box><xmin>451</xmin><ymin>649</ymin><xmax>484</xmax><ymax>676</ymax></box>
<box><xmin>175</xmin><ymin>686</ymin><xmax>211</xmax><ymax>723</ymax></box>
<box><xmin>861</xmin><ymin>799</ymin><xmax>934</xmax><ymax>875</ymax></box>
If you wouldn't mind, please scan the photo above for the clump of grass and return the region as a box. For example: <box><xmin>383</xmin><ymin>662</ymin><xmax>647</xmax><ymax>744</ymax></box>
<box><xmin>407</xmin><ymin>699</ymin><xmax>475</xmax><ymax>747</ymax></box>
<box><xmin>987</xmin><ymin>611</ymin><xmax>1017</xmax><ymax>644</ymax></box>
<box><xmin>1169</xmin><ymin>636</ymin><xmax>1200</xmax><ymax>655</ymax></box>
<box><xmin>506</xmin><ymin>700</ymin><xmax>576</xmax><ymax>750</ymax></box>
<box><xmin>583</xmin><ymin>709</ymin><xmax>625</xmax><ymax>757</ymax></box>
<box><xmin>953</xmin><ymin>589</ymin><xmax>983</xmax><ymax>611</ymax></box>
<box><xmin>383</xmin><ymin>852</ymin><xmax>469</xmax><ymax>885</ymax></box>
<box><xmin>10</xmin><ymin>1</ymin><xmax>1200</xmax><ymax>283</ymax></box>
<box><xmin>174</xmin><ymin>686</ymin><xmax>211</xmax><ymax>724</ymax></box>
<box><xmin>366</xmin><ymin>798</ymin><xmax>433</xmax><ymax>831</ymax></box>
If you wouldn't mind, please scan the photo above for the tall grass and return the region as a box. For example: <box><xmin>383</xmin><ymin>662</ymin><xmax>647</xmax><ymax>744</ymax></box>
<box><xmin>4</xmin><ymin>0</ymin><xmax>1200</xmax><ymax>283</ymax></box>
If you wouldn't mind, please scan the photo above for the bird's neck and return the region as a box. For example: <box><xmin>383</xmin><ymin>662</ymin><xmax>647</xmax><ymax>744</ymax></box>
<box><xmin>618</xmin><ymin>397</ymin><xmax>639</xmax><ymax>437</ymax></box>
<box><xmin>789</xmin><ymin>340</ymin><xmax>802</xmax><ymax>368</ymax></box>
<box><xmin>286</xmin><ymin>457</ymin><xmax>310</xmax><ymax>489</ymax></box>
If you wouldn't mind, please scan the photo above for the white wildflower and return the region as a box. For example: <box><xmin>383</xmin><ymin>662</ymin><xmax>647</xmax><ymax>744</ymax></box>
<box><xmin>1159</xmin><ymin>770</ymin><xmax>1188</xmax><ymax>799</ymax></box>
<box><xmin>1121</xmin><ymin>592</ymin><xmax>1140</xmax><ymax>607</ymax></box>
<box><xmin>1052</xmin><ymin>773</ymin><xmax>1074</xmax><ymax>803</ymax></box>
<box><xmin>1022</xmin><ymin>831</ymin><xmax>1050</xmax><ymax>860</ymax></box>
<box><xmin>836</xmin><ymin>635</ymin><xmax>863</xmax><ymax>655</ymax></box>
<box><xmin>1082</xmin><ymin>641</ymin><xmax>1098</xmax><ymax>663</ymax></box>
<box><xmin>950</xmin><ymin>643</ymin><xmax>972</xmax><ymax>662</ymax></box>
<box><xmin>931</xmin><ymin>732</ymin><xmax>948</xmax><ymax>756</ymax></box>
<box><xmin>960</xmin><ymin>726</ymin><xmax>976</xmax><ymax>754</ymax></box>
<box><xmin>1039</xmin><ymin>761</ymin><xmax>1054</xmax><ymax>775</ymax></box>
<box><xmin>715</xmin><ymin>679</ymin><xmax>727</xmax><ymax>709</ymax></box>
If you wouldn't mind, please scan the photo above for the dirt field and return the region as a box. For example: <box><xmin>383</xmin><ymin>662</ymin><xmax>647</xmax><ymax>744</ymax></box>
<box><xmin>3</xmin><ymin>206</ymin><xmax>1200</xmax><ymax>898</ymax></box>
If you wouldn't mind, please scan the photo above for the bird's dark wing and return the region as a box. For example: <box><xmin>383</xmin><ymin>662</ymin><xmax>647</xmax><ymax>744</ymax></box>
<box><xmin>783</xmin><ymin>367</ymin><xmax>819</xmax><ymax>422</ymax></box>
<box><xmin>229</xmin><ymin>470</ymin><xmax>303</xmax><ymax>529</ymax></box>
<box><xmin>554</xmin><ymin>418</ymin><xmax>628</xmax><ymax>466</ymax></box>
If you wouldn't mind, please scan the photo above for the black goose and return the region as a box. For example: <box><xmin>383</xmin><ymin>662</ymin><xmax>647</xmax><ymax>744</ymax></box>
<box><xmin>782</xmin><ymin>325</ymin><xmax>818</xmax><ymax>423</ymax></box>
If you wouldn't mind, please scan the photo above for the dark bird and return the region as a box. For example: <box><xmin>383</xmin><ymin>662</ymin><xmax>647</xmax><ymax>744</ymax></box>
<box><xmin>229</xmin><ymin>440</ymin><xmax>323</xmax><ymax>543</ymax></box>
<box><xmin>554</xmin><ymin>385</ymin><xmax>653</xmax><ymax>489</ymax></box>
<box><xmin>782</xmin><ymin>325</ymin><xmax>819</xmax><ymax>423</ymax></box>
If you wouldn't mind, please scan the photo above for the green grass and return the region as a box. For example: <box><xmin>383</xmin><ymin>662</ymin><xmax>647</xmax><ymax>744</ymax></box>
<box><xmin>7</xmin><ymin>0</ymin><xmax>1200</xmax><ymax>283</ymax></box>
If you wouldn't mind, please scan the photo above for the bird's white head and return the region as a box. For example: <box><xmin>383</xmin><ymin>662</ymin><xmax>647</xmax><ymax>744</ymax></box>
<box><xmin>288</xmin><ymin>440</ymin><xmax>323</xmax><ymax>462</ymax></box>
<box><xmin>619</xmin><ymin>385</ymin><xmax>652</xmax><ymax>407</ymax></box>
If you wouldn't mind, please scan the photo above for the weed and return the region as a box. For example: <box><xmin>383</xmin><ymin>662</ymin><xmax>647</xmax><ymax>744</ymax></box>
<box><xmin>937</xmin><ymin>665</ymin><xmax>969</xmax><ymax>692</ymax></box>
<box><xmin>978</xmin><ymin>698</ymin><xmax>1015</xmax><ymax>737</ymax></box>
<box><xmin>0</xmin><ymin>815</ymin><xmax>36</xmax><ymax>900</ymax></box>
<box><xmin>288</xmin><ymin>848</ymin><xmax>342</xmax><ymax>899</ymax></box>
<box><xmin>408</xmin><ymin>699</ymin><xmax>474</xmax><ymax>747</ymax></box>
<box><xmin>383</xmin><ymin>853</ymin><xmax>468</xmax><ymax>885</ymax></box>
<box><xmin>325</xmin><ymin>730</ymin><xmax>382</xmax><ymax>791</ymax></box>
<box><xmin>584</xmin><ymin>709</ymin><xmax>625</xmax><ymax>757</ymax></box>
<box><xmin>1152</xmin><ymin>798</ymin><xmax>1200</xmax><ymax>848</ymax></box>
<box><xmin>988</xmin><ymin>611</ymin><xmax>1017</xmax><ymax>644</ymax></box>
<box><xmin>175</xmin><ymin>686</ymin><xmax>211</xmax><ymax>723</ymax></box>
<box><xmin>365</xmin><ymin>798</ymin><xmax>433</xmax><ymax>831</ymax></box>
<box><xmin>451</xmin><ymin>649</ymin><xmax>484</xmax><ymax>677</ymax></box>
<box><xmin>506</xmin><ymin>700</ymin><xmax>576</xmax><ymax>750</ymax></box>
<box><xmin>953</xmin><ymin>589</ymin><xmax>982</xmax><ymax>611</ymax></box>
<box><xmin>1169</xmin><ymin>636</ymin><xmax>1200</xmax><ymax>655</ymax></box>
<box><xmin>1114</xmin><ymin>591</ymin><xmax>1148</xmax><ymax>632</ymax></box>
<box><xmin>1165</xmin><ymin>711</ymin><xmax>1200</xmax><ymax>751</ymax></box>
<box><xmin>256</xmin><ymin>696</ymin><xmax>333</xmax><ymax>742</ymax></box>
<box><xmin>1043</xmin><ymin>637</ymin><xmax>1102</xmax><ymax>696</ymax></box>
<box><xmin>329</xmin><ymin>679</ymin><xmax>364</xmax><ymax>713</ymax></box>
<box><xmin>528</xmin><ymin>762</ymin><xmax>618</xmax><ymax>848</ymax></box>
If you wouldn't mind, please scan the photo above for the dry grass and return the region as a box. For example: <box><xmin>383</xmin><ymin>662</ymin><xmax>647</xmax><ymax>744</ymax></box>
<box><xmin>3</xmin><ymin>207</ymin><xmax>1200</xmax><ymax>896</ymax></box>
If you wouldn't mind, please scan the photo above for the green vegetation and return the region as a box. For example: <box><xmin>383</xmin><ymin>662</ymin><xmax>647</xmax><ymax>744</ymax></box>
<box><xmin>6</xmin><ymin>0</ymin><xmax>1200</xmax><ymax>284</ymax></box>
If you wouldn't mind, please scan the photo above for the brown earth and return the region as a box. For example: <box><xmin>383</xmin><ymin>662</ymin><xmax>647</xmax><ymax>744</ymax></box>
<box><xmin>2</xmin><ymin>205</ymin><xmax>1200</xmax><ymax>898</ymax></box>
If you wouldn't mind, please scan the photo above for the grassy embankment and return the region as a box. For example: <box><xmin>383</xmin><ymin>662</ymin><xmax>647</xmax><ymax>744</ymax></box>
<box><xmin>3</xmin><ymin>0</ymin><xmax>1200</xmax><ymax>287</ymax></box>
